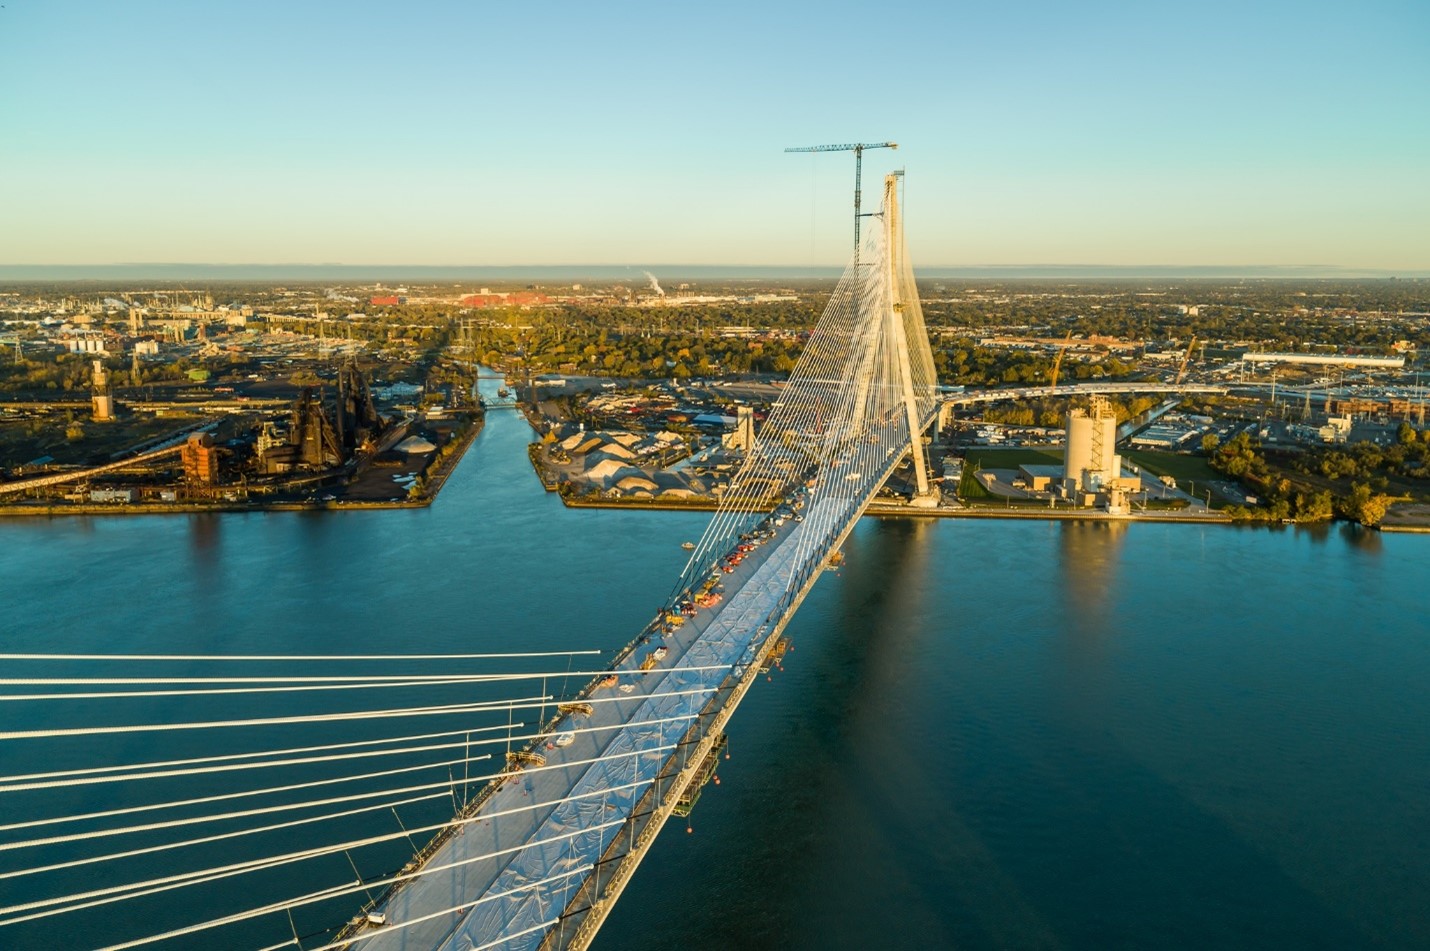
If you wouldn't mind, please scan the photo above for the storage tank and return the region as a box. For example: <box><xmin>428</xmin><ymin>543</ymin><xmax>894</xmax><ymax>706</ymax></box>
<box><xmin>1064</xmin><ymin>399</ymin><xmax>1118</xmax><ymax>492</ymax></box>
<box><xmin>1065</xmin><ymin>409</ymin><xmax>1093</xmax><ymax>490</ymax></box>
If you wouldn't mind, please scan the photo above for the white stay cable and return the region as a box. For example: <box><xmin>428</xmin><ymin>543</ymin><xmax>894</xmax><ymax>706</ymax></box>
<box><xmin>0</xmin><ymin>694</ymin><xmax>551</xmax><ymax>741</ymax></box>
<box><xmin>0</xmin><ymin>722</ymin><xmax>522</xmax><ymax>795</ymax></box>
<box><xmin>0</xmin><ymin>764</ymin><xmax>661</xmax><ymax>926</ymax></box>
<box><xmin>0</xmin><ymin>650</ymin><xmax>602</xmax><ymax>662</ymax></box>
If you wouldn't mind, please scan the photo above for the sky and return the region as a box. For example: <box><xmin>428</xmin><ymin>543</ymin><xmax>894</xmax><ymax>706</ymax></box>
<box><xmin>0</xmin><ymin>0</ymin><xmax>1426</xmax><ymax>272</ymax></box>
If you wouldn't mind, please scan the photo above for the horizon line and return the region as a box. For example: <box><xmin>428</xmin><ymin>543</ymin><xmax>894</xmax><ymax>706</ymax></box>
<box><xmin>2</xmin><ymin>262</ymin><xmax>1426</xmax><ymax>278</ymax></box>
<box><xmin>1</xmin><ymin>260</ymin><xmax>1425</xmax><ymax>269</ymax></box>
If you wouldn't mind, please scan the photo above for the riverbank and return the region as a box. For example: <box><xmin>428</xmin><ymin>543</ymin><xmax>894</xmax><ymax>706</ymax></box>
<box><xmin>559</xmin><ymin>495</ymin><xmax>725</xmax><ymax>513</ymax></box>
<box><xmin>0</xmin><ymin>410</ymin><xmax>486</xmax><ymax>518</ymax></box>
<box><xmin>865</xmin><ymin>501</ymin><xmax>1232</xmax><ymax>523</ymax></box>
<box><xmin>556</xmin><ymin>494</ymin><xmax>1230</xmax><ymax>524</ymax></box>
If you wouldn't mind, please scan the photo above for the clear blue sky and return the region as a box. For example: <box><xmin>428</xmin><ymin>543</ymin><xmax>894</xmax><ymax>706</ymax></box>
<box><xmin>1</xmin><ymin>0</ymin><xmax>1426</xmax><ymax>270</ymax></box>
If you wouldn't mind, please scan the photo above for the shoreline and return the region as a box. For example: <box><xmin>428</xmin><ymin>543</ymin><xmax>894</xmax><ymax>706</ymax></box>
<box><xmin>1380</xmin><ymin>523</ymin><xmax>1430</xmax><ymax>534</ymax></box>
<box><xmin>864</xmin><ymin>503</ymin><xmax>1231</xmax><ymax>524</ymax></box>
<box><xmin>556</xmin><ymin>493</ymin><xmax>1231</xmax><ymax>524</ymax></box>
<box><xmin>0</xmin><ymin>412</ymin><xmax>485</xmax><ymax>518</ymax></box>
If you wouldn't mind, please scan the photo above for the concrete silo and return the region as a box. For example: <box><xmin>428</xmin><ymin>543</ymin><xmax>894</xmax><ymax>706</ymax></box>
<box><xmin>1063</xmin><ymin>395</ymin><xmax>1119</xmax><ymax>495</ymax></box>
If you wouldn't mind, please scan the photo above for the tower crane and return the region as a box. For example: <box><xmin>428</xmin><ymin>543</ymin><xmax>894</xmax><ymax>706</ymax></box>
<box><xmin>784</xmin><ymin>142</ymin><xmax>897</xmax><ymax>252</ymax></box>
<box><xmin>785</xmin><ymin>141</ymin><xmax>898</xmax><ymax>342</ymax></box>
<box><xmin>1175</xmin><ymin>335</ymin><xmax>1198</xmax><ymax>385</ymax></box>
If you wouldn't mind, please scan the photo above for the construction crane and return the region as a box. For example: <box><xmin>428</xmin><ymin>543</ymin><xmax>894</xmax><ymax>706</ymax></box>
<box><xmin>784</xmin><ymin>142</ymin><xmax>897</xmax><ymax>252</ymax></box>
<box><xmin>1175</xmin><ymin>335</ymin><xmax>1198</xmax><ymax>385</ymax></box>
<box><xmin>785</xmin><ymin>141</ymin><xmax>898</xmax><ymax>330</ymax></box>
<box><xmin>1048</xmin><ymin>332</ymin><xmax>1073</xmax><ymax>389</ymax></box>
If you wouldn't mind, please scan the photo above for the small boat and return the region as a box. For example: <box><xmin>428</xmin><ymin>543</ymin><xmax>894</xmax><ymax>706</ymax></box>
<box><xmin>553</xmin><ymin>731</ymin><xmax>576</xmax><ymax>748</ymax></box>
<box><xmin>681</xmin><ymin>541</ymin><xmax>695</xmax><ymax>550</ymax></box>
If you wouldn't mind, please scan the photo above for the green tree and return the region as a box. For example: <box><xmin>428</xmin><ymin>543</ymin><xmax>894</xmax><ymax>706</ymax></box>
<box><xmin>1293</xmin><ymin>490</ymin><xmax>1333</xmax><ymax>522</ymax></box>
<box><xmin>1336</xmin><ymin>482</ymin><xmax>1391</xmax><ymax>527</ymax></box>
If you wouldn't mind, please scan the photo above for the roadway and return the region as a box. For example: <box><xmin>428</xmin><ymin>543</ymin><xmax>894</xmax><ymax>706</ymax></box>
<box><xmin>348</xmin><ymin>502</ymin><xmax>806</xmax><ymax>949</ymax></box>
<box><xmin>942</xmin><ymin>381</ymin><xmax>1228</xmax><ymax>407</ymax></box>
<box><xmin>346</xmin><ymin>421</ymin><xmax>915</xmax><ymax>951</ymax></box>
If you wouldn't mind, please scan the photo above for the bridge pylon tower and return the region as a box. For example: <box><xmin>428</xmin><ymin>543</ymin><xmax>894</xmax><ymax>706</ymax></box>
<box><xmin>882</xmin><ymin>172</ymin><xmax>938</xmax><ymax>506</ymax></box>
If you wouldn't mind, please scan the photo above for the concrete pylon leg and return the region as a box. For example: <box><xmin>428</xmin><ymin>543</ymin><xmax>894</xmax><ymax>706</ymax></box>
<box><xmin>905</xmin><ymin>434</ymin><xmax>938</xmax><ymax>507</ymax></box>
<box><xmin>884</xmin><ymin>175</ymin><xmax>939</xmax><ymax>508</ymax></box>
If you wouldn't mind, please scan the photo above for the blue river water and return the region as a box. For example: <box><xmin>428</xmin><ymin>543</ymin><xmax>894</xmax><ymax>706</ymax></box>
<box><xmin>1</xmin><ymin>399</ymin><xmax>1427</xmax><ymax>950</ymax></box>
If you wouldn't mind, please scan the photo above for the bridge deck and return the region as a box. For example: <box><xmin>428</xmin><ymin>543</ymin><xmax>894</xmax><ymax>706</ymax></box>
<box><xmin>343</xmin><ymin>198</ymin><xmax>941</xmax><ymax>946</ymax></box>
<box><xmin>345</xmin><ymin>479</ymin><xmax>870</xmax><ymax>951</ymax></box>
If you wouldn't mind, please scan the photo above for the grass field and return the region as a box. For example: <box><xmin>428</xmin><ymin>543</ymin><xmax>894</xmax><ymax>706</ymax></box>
<box><xmin>1123</xmin><ymin>449</ymin><xmax>1219</xmax><ymax>487</ymax></box>
<box><xmin>962</xmin><ymin>447</ymin><xmax>1063</xmax><ymax>470</ymax></box>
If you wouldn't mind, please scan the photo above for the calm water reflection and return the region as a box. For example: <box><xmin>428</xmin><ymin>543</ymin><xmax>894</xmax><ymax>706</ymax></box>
<box><xmin>1</xmin><ymin>406</ymin><xmax>1426</xmax><ymax>950</ymax></box>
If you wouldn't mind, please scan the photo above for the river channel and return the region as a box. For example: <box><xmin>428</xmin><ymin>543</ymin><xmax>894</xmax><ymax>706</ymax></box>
<box><xmin>1</xmin><ymin>387</ymin><xmax>1427</xmax><ymax>950</ymax></box>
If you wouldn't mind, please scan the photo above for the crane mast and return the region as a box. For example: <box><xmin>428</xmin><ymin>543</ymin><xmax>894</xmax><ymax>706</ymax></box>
<box><xmin>785</xmin><ymin>141</ymin><xmax>898</xmax><ymax>339</ymax></box>
<box><xmin>784</xmin><ymin>141</ymin><xmax>898</xmax><ymax>253</ymax></box>
<box><xmin>1049</xmin><ymin>331</ymin><xmax>1073</xmax><ymax>389</ymax></box>
<box><xmin>1176</xmin><ymin>335</ymin><xmax>1198</xmax><ymax>385</ymax></box>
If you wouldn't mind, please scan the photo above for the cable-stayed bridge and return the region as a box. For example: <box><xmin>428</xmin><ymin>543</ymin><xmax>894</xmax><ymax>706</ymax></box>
<box><xmin>0</xmin><ymin>173</ymin><xmax>940</xmax><ymax>951</ymax></box>
<box><xmin>346</xmin><ymin>172</ymin><xmax>940</xmax><ymax>951</ymax></box>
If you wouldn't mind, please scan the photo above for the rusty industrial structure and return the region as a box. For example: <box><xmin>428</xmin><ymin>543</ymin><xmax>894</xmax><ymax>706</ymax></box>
<box><xmin>180</xmin><ymin>433</ymin><xmax>221</xmax><ymax>485</ymax></box>
<box><xmin>334</xmin><ymin>360</ymin><xmax>381</xmax><ymax>458</ymax></box>
<box><xmin>1325</xmin><ymin>396</ymin><xmax>1427</xmax><ymax>423</ymax></box>
<box><xmin>257</xmin><ymin>389</ymin><xmax>340</xmax><ymax>473</ymax></box>
<box><xmin>256</xmin><ymin>360</ymin><xmax>386</xmax><ymax>475</ymax></box>
<box><xmin>90</xmin><ymin>359</ymin><xmax>115</xmax><ymax>422</ymax></box>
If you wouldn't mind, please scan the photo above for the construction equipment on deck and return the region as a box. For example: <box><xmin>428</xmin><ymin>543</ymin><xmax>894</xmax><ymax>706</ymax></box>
<box><xmin>673</xmin><ymin>734</ymin><xmax>728</xmax><ymax>818</ymax></box>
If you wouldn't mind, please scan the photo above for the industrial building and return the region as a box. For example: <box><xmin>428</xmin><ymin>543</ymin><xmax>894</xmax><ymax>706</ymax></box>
<box><xmin>90</xmin><ymin>360</ymin><xmax>115</xmax><ymax>422</ymax></box>
<box><xmin>181</xmin><ymin>433</ymin><xmax>221</xmax><ymax>485</ymax></box>
<box><xmin>1064</xmin><ymin>395</ymin><xmax>1140</xmax><ymax>512</ymax></box>
<box><xmin>1242</xmin><ymin>352</ymin><xmax>1405</xmax><ymax>369</ymax></box>
<box><xmin>256</xmin><ymin>361</ymin><xmax>386</xmax><ymax>475</ymax></box>
<box><xmin>722</xmin><ymin>406</ymin><xmax>755</xmax><ymax>452</ymax></box>
<box><xmin>1064</xmin><ymin>397</ymin><xmax>1119</xmax><ymax>495</ymax></box>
